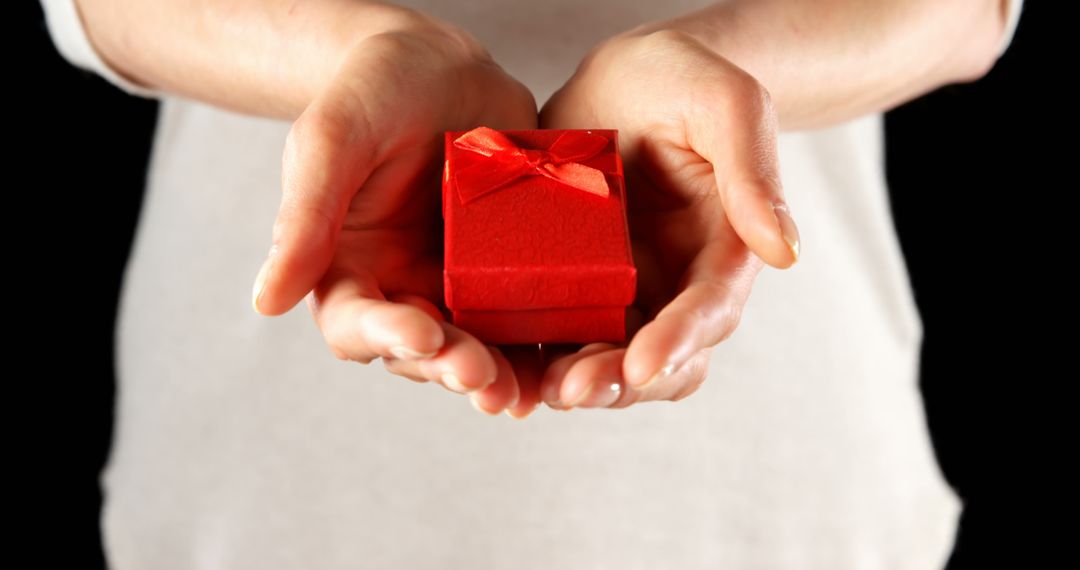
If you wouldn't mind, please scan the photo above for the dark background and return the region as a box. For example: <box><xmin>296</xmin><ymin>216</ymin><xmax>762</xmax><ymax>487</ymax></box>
<box><xmin>28</xmin><ymin>2</ymin><xmax>1043</xmax><ymax>568</ymax></box>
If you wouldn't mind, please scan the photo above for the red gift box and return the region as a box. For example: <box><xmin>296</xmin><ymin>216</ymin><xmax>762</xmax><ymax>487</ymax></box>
<box><xmin>442</xmin><ymin>126</ymin><xmax>637</xmax><ymax>344</ymax></box>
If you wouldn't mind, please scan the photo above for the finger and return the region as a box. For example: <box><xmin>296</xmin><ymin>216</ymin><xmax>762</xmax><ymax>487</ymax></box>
<box><xmin>620</xmin><ymin>346</ymin><xmax>713</xmax><ymax>406</ymax></box>
<box><xmin>680</xmin><ymin>44</ymin><xmax>800</xmax><ymax>269</ymax></box>
<box><xmin>311</xmin><ymin>268</ymin><xmax>445</xmax><ymax>364</ymax></box>
<box><xmin>382</xmin><ymin>356</ymin><xmax>431</xmax><ymax>383</ymax></box>
<box><xmin>623</xmin><ymin>237</ymin><xmax>762</xmax><ymax>390</ymax></box>
<box><xmin>416</xmin><ymin>322</ymin><xmax>498</xmax><ymax>394</ymax></box>
<box><xmin>382</xmin><ymin>322</ymin><xmax>497</xmax><ymax>393</ymax></box>
<box><xmin>539</xmin><ymin>343</ymin><xmax>618</xmax><ymax>409</ymax></box>
<box><xmin>468</xmin><ymin>346</ymin><xmax>520</xmax><ymax>416</ymax></box>
<box><xmin>502</xmin><ymin>345</ymin><xmax>545</xmax><ymax>419</ymax></box>
<box><xmin>560</xmin><ymin>348</ymin><xmax>630</xmax><ymax>408</ymax></box>
<box><xmin>562</xmin><ymin>346</ymin><xmax>715</xmax><ymax>408</ymax></box>
<box><xmin>386</xmin><ymin>292</ymin><xmax>447</xmax><ymax>323</ymax></box>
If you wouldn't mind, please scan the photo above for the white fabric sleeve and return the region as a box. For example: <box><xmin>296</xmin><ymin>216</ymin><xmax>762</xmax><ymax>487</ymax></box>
<box><xmin>997</xmin><ymin>0</ymin><xmax>1025</xmax><ymax>58</ymax></box>
<box><xmin>40</xmin><ymin>0</ymin><xmax>159</xmax><ymax>99</ymax></box>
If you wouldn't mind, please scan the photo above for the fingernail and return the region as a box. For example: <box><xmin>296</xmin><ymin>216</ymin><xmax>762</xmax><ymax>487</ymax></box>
<box><xmin>545</xmin><ymin>400</ymin><xmax>572</xmax><ymax>411</ymax></box>
<box><xmin>540</xmin><ymin>377</ymin><xmax>561</xmax><ymax>407</ymax></box>
<box><xmin>441</xmin><ymin>372</ymin><xmax>470</xmax><ymax>394</ymax></box>
<box><xmin>567</xmin><ymin>380</ymin><xmax>622</xmax><ymax>408</ymax></box>
<box><xmin>504</xmin><ymin>404</ymin><xmax>536</xmax><ymax>420</ymax></box>
<box><xmin>772</xmin><ymin>202</ymin><xmax>800</xmax><ymax>263</ymax></box>
<box><xmin>389</xmin><ymin>346</ymin><xmax>438</xmax><ymax>360</ymax></box>
<box><xmin>251</xmin><ymin>245</ymin><xmax>279</xmax><ymax>314</ymax></box>
<box><xmin>470</xmin><ymin>395</ymin><xmax>500</xmax><ymax>416</ymax></box>
<box><xmin>636</xmin><ymin>361</ymin><xmax>678</xmax><ymax>390</ymax></box>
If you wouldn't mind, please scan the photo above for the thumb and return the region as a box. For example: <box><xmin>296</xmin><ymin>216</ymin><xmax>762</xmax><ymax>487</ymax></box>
<box><xmin>684</xmin><ymin>53</ymin><xmax>801</xmax><ymax>269</ymax></box>
<box><xmin>252</xmin><ymin>95</ymin><xmax>381</xmax><ymax>315</ymax></box>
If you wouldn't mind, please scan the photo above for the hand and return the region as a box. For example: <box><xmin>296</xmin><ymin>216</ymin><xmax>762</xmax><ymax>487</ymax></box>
<box><xmin>536</xmin><ymin>28</ymin><xmax>801</xmax><ymax>409</ymax></box>
<box><xmin>251</xmin><ymin>13</ymin><xmax>538</xmax><ymax>414</ymax></box>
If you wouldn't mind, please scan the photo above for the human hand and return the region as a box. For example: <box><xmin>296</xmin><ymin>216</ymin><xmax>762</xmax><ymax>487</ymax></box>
<box><xmin>251</xmin><ymin>12</ymin><xmax>538</xmax><ymax>413</ymax></box>
<box><xmin>536</xmin><ymin>28</ymin><xmax>801</xmax><ymax>409</ymax></box>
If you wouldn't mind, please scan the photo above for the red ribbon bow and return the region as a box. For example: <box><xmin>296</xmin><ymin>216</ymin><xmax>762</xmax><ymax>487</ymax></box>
<box><xmin>452</xmin><ymin>126</ymin><xmax>612</xmax><ymax>204</ymax></box>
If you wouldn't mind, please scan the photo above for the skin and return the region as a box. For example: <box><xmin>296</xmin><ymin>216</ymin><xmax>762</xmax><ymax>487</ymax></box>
<box><xmin>75</xmin><ymin>0</ymin><xmax>1010</xmax><ymax>417</ymax></box>
<box><xmin>531</xmin><ymin>0</ymin><xmax>1009</xmax><ymax>411</ymax></box>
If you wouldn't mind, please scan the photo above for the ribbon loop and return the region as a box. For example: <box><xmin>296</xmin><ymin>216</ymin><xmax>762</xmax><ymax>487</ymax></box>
<box><xmin>452</xmin><ymin>126</ymin><xmax>612</xmax><ymax>204</ymax></box>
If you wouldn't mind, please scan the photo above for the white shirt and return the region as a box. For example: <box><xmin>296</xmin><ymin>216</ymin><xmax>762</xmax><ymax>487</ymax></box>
<box><xmin>43</xmin><ymin>1</ymin><xmax>1024</xmax><ymax>568</ymax></box>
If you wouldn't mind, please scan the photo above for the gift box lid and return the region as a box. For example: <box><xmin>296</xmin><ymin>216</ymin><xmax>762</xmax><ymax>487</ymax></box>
<box><xmin>443</xmin><ymin>128</ymin><xmax>636</xmax><ymax>312</ymax></box>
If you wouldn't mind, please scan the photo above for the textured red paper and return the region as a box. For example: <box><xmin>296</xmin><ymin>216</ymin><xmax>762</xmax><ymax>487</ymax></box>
<box><xmin>443</xmin><ymin>128</ymin><xmax>637</xmax><ymax>344</ymax></box>
<box><xmin>452</xmin><ymin>307</ymin><xmax>627</xmax><ymax>345</ymax></box>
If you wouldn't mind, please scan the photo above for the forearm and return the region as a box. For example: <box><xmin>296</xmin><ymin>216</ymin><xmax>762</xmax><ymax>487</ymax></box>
<box><xmin>74</xmin><ymin>0</ymin><xmax>435</xmax><ymax>119</ymax></box>
<box><xmin>634</xmin><ymin>0</ymin><xmax>1010</xmax><ymax>130</ymax></box>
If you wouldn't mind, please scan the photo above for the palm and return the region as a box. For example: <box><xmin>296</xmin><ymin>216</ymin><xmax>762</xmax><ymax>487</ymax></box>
<box><xmin>316</xmin><ymin>88</ymin><xmax>540</xmax><ymax>349</ymax></box>
<box><xmin>330</xmin><ymin>141</ymin><xmax>446</xmax><ymax>317</ymax></box>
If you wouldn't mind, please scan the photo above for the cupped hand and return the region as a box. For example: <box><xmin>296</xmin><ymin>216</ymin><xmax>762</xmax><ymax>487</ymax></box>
<box><xmin>251</xmin><ymin>13</ymin><xmax>538</xmax><ymax>414</ymax></box>
<box><xmin>536</xmin><ymin>28</ymin><xmax>801</xmax><ymax>410</ymax></box>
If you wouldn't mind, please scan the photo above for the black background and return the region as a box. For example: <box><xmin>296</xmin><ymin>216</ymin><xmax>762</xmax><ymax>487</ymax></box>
<box><xmin>26</xmin><ymin>2</ymin><xmax>1044</xmax><ymax>567</ymax></box>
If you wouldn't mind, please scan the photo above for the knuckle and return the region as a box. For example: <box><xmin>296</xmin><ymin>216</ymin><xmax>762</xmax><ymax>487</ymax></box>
<box><xmin>361</xmin><ymin>29</ymin><xmax>424</xmax><ymax>59</ymax></box>
<box><xmin>669</xmin><ymin>369</ymin><xmax>704</xmax><ymax>401</ymax></box>
<box><xmin>376</xmin><ymin>5</ymin><xmax>438</xmax><ymax>36</ymax></box>
<box><xmin>636</xmin><ymin>28</ymin><xmax>697</xmax><ymax>51</ymax></box>
<box><xmin>715</xmin><ymin>72</ymin><xmax>776</xmax><ymax>130</ymax></box>
<box><xmin>670</xmin><ymin>379</ymin><xmax>703</xmax><ymax>402</ymax></box>
<box><xmin>362</xmin><ymin>25</ymin><xmax>486</xmax><ymax>73</ymax></box>
<box><xmin>691</xmin><ymin>280</ymin><xmax>730</xmax><ymax>323</ymax></box>
<box><xmin>435</xmin><ymin>25</ymin><xmax>491</xmax><ymax>63</ymax></box>
<box><xmin>752</xmin><ymin>81</ymin><xmax>774</xmax><ymax>115</ymax></box>
<box><xmin>717</xmin><ymin>302</ymin><xmax>744</xmax><ymax>343</ymax></box>
<box><xmin>669</xmin><ymin>354</ymin><xmax>710</xmax><ymax>402</ymax></box>
<box><xmin>376</xmin><ymin>7</ymin><xmax>488</xmax><ymax>61</ymax></box>
<box><xmin>288</xmin><ymin>107</ymin><xmax>351</xmax><ymax>157</ymax></box>
<box><xmin>508</xmin><ymin>79</ymin><xmax>540</xmax><ymax>118</ymax></box>
<box><xmin>730</xmin><ymin>74</ymin><xmax>771</xmax><ymax>113</ymax></box>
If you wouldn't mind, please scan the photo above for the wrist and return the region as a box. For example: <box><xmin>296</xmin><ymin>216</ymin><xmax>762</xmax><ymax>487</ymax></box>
<box><xmin>307</xmin><ymin>6</ymin><xmax>497</xmax><ymax>115</ymax></box>
<box><xmin>271</xmin><ymin>3</ymin><xmax>450</xmax><ymax>118</ymax></box>
<box><xmin>73</xmin><ymin>0</ymin><xmax>485</xmax><ymax>120</ymax></box>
